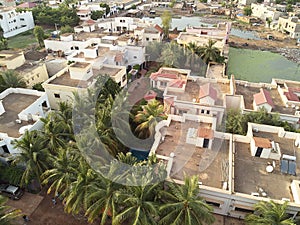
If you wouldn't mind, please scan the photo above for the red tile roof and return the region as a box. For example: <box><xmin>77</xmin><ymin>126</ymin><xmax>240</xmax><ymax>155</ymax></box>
<box><xmin>253</xmin><ymin>88</ymin><xmax>274</xmax><ymax>107</ymax></box>
<box><xmin>284</xmin><ymin>90</ymin><xmax>299</xmax><ymax>102</ymax></box>
<box><xmin>154</xmin><ymin>24</ymin><xmax>163</xmax><ymax>33</ymax></box>
<box><xmin>84</xmin><ymin>19</ymin><xmax>96</xmax><ymax>25</ymax></box>
<box><xmin>253</xmin><ymin>137</ymin><xmax>272</xmax><ymax>148</ymax></box>
<box><xmin>168</xmin><ymin>79</ymin><xmax>186</xmax><ymax>88</ymax></box>
<box><xmin>114</xmin><ymin>53</ymin><xmax>123</xmax><ymax>62</ymax></box>
<box><xmin>199</xmin><ymin>83</ymin><xmax>217</xmax><ymax>100</ymax></box>
<box><xmin>144</xmin><ymin>90</ymin><xmax>157</xmax><ymax>101</ymax></box>
<box><xmin>17</xmin><ymin>2</ymin><xmax>36</xmax><ymax>8</ymax></box>
<box><xmin>150</xmin><ymin>72</ymin><xmax>178</xmax><ymax>80</ymax></box>
<box><xmin>197</xmin><ymin>127</ymin><xmax>214</xmax><ymax>139</ymax></box>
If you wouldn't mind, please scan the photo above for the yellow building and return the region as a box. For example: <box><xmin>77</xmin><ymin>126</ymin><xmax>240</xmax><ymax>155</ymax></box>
<box><xmin>0</xmin><ymin>50</ymin><xmax>26</xmax><ymax>70</ymax></box>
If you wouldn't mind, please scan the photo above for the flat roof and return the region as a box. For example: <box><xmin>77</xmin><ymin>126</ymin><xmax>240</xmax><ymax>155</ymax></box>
<box><xmin>234</xmin><ymin>131</ymin><xmax>300</xmax><ymax>201</ymax></box>
<box><xmin>236</xmin><ymin>85</ymin><xmax>296</xmax><ymax>115</ymax></box>
<box><xmin>157</xmin><ymin>120</ymin><xmax>230</xmax><ymax>189</ymax></box>
<box><xmin>99</xmin><ymin>66</ymin><xmax>122</xmax><ymax>77</ymax></box>
<box><xmin>0</xmin><ymin>93</ymin><xmax>38</xmax><ymax>138</ymax></box>
<box><xmin>71</xmin><ymin>62</ymin><xmax>90</xmax><ymax>68</ymax></box>
<box><xmin>166</xmin><ymin>80</ymin><xmax>230</xmax><ymax>106</ymax></box>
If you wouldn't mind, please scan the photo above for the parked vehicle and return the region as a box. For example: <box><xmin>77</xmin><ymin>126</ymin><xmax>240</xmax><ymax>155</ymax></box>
<box><xmin>0</xmin><ymin>183</ymin><xmax>24</xmax><ymax>200</ymax></box>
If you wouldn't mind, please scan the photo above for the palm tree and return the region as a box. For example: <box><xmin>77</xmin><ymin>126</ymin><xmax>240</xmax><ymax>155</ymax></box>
<box><xmin>245</xmin><ymin>200</ymin><xmax>295</xmax><ymax>225</ymax></box>
<box><xmin>185</xmin><ymin>42</ymin><xmax>200</xmax><ymax>70</ymax></box>
<box><xmin>159</xmin><ymin>42</ymin><xmax>186</xmax><ymax>68</ymax></box>
<box><xmin>113</xmin><ymin>176</ymin><xmax>161</xmax><ymax>225</ymax></box>
<box><xmin>64</xmin><ymin>158</ymin><xmax>96</xmax><ymax>215</ymax></box>
<box><xmin>41</xmin><ymin>145</ymin><xmax>80</xmax><ymax>197</ymax></box>
<box><xmin>12</xmin><ymin>130</ymin><xmax>50</xmax><ymax>187</ymax></box>
<box><xmin>85</xmin><ymin>163</ymin><xmax>125</xmax><ymax>225</ymax></box>
<box><xmin>0</xmin><ymin>196</ymin><xmax>21</xmax><ymax>225</ymax></box>
<box><xmin>159</xmin><ymin>175</ymin><xmax>215</xmax><ymax>225</ymax></box>
<box><xmin>197</xmin><ymin>39</ymin><xmax>223</xmax><ymax>64</ymax></box>
<box><xmin>0</xmin><ymin>70</ymin><xmax>26</xmax><ymax>91</ymax></box>
<box><xmin>134</xmin><ymin>100</ymin><xmax>167</xmax><ymax>139</ymax></box>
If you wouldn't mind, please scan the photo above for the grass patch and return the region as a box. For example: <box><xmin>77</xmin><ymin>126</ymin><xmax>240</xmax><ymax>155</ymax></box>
<box><xmin>7</xmin><ymin>30</ymin><xmax>37</xmax><ymax>49</ymax></box>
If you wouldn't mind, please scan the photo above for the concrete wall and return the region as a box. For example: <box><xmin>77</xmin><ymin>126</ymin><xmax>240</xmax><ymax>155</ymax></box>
<box><xmin>0</xmin><ymin>52</ymin><xmax>25</xmax><ymax>69</ymax></box>
<box><xmin>21</xmin><ymin>63</ymin><xmax>49</xmax><ymax>88</ymax></box>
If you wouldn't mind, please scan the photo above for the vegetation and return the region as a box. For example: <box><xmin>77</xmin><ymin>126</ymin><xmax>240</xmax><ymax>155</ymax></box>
<box><xmin>7</xmin><ymin>31</ymin><xmax>37</xmax><ymax>49</ymax></box>
<box><xmin>245</xmin><ymin>200</ymin><xmax>295</xmax><ymax>225</ymax></box>
<box><xmin>225</xmin><ymin>108</ymin><xmax>298</xmax><ymax>135</ymax></box>
<box><xmin>243</xmin><ymin>6</ymin><xmax>252</xmax><ymax>16</ymax></box>
<box><xmin>197</xmin><ymin>39</ymin><xmax>224</xmax><ymax>64</ymax></box>
<box><xmin>0</xmin><ymin>196</ymin><xmax>21</xmax><ymax>225</ymax></box>
<box><xmin>32</xmin><ymin>5</ymin><xmax>79</xmax><ymax>27</ymax></box>
<box><xmin>33</xmin><ymin>26</ymin><xmax>45</xmax><ymax>48</ymax></box>
<box><xmin>100</xmin><ymin>3</ymin><xmax>110</xmax><ymax>16</ymax></box>
<box><xmin>32</xmin><ymin>82</ymin><xmax>45</xmax><ymax>91</ymax></box>
<box><xmin>60</xmin><ymin>25</ymin><xmax>74</xmax><ymax>34</ymax></box>
<box><xmin>160</xmin><ymin>11</ymin><xmax>172</xmax><ymax>39</ymax></box>
<box><xmin>91</xmin><ymin>10</ymin><xmax>104</xmax><ymax>20</ymax></box>
<box><xmin>0</xmin><ymin>70</ymin><xmax>26</xmax><ymax>92</ymax></box>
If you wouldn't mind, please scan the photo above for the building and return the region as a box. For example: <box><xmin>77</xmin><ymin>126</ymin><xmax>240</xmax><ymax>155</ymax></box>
<box><xmin>253</xmin><ymin>88</ymin><xmax>274</xmax><ymax>113</ymax></box>
<box><xmin>238</xmin><ymin>0</ymin><xmax>256</xmax><ymax>6</ymax></box>
<box><xmin>0</xmin><ymin>8</ymin><xmax>34</xmax><ymax>38</ymax></box>
<box><xmin>0</xmin><ymin>50</ymin><xmax>49</xmax><ymax>88</ymax></box>
<box><xmin>42</xmin><ymin>62</ymin><xmax>126</xmax><ymax>109</ymax></box>
<box><xmin>251</xmin><ymin>3</ymin><xmax>283</xmax><ymax>21</ymax></box>
<box><xmin>277</xmin><ymin>16</ymin><xmax>300</xmax><ymax>39</ymax></box>
<box><xmin>0</xmin><ymin>88</ymin><xmax>50</xmax><ymax>163</ymax></box>
<box><xmin>177</xmin><ymin>23</ymin><xmax>230</xmax><ymax>60</ymax></box>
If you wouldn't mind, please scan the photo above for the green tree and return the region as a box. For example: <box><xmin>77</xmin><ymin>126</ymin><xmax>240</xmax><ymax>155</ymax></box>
<box><xmin>160</xmin><ymin>11</ymin><xmax>172</xmax><ymax>39</ymax></box>
<box><xmin>266</xmin><ymin>17</ymin><xmax>272</xmax><ymax>28</ymax></box>
<box><xmin>160</xmin><ymin>42</ymin><xmax>186</xmax><ymax>67</ymax></box>
<box><xmin>134</xmin><ymin>99</ymin><xmax>167</xmax><ymax>139</ymax></box>
<box><xmin>113</xmin><ymin>177</ymin><xmax>161</xmax><ymax>225</ymax></box>
<box><xmin>146</xmin><ymin>41</ymin><xmax>164</xmax><ymax>62</ymax></box>
<box><xmin>225</xmin><ymin>109</ymin><xmax>246</xmax><ymax>135</ymax></box>
<box><xmin>100</xmin><ymin>3</ymin><xmax>110</xmax><ymax>15</ymax></box>
<box><xmin>33</xmin><ymin>25</ymin><xmax>45</xmax><ymax>48</ymax></box>
<box><xmin>12</xmin><ymin>130</ymin><xmax>49</xmax><ymax>187</ymax></box>
<box><xmin>41</xmin><ymin>145</ymin><xmax>80</xmax><ymax>197</ymax></box>
<box><xmin>91</xmin><ymin>10</ymin><xmax>104</xmax><ymax>20</ymax></box>
<box><xmin>0</xmin><ymin>196</ymin><xmax>21</xmax><ymax>225</ymax></box>
<box><xmin>243</xmin><ymin>6</ymin><xmax>252</xmax><ymax>16</ymax></box>
<box><xmin>60</xmin><ymin>25</ymin><xmax>74</xmax><ymax>34</ymax></box>
<box><xmin>159</xmin><ymin>176</ymin><xmax>215</xmax><ymax>225</ymax></box>
<box><xmin>32</xmin><ymin>82</ymin><xmax>44</xmax><ymax>91</ymax></box>
<box><xmin>286</xmin><ymin>4</ymin><xmax>294</xmax><ymax>12</ymax></box>
<box><xmin>0</xmin><ymin>38</ymin><xmax>8</xmax><ymax>51</ymax></box>
<box><xmin>197</xmin><ymin>39</ymin><xmax>223</xmax><ymax>64</ymax></box>
<box><xmin>245</xmin><ymin>200</ymin><xmax>295</xmax><ymax>225</ymax></box>
<box><xmin>0</xmin><ymin>70</ymin><xmax>26</xmax><ymax>91</ymax></box>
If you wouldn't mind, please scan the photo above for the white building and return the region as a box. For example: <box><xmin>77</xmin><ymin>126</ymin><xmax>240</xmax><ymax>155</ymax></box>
<box><xmin>277</xmin><ymin>16</ymin><xmax>300</xmax><ymax>39</ymax></box>
<box><xmin>0</xmin><ymin>88</ymin><xmax>50</xmax><ymax>163</ymax></box>
<box><xmin>0</xmin><ymin>9</ymin><xmax>35</xmax><ymax>38</ymax></box>
<box><xmin>251</xmin><ymin>3</ymin><xmax>283</xmax><ymax>21</ymax></box>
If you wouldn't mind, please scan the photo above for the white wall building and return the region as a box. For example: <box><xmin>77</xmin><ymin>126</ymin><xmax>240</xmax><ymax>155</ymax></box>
<box><xmin>0</xmin><ymin>9</ymin><xmax>34</xmax><ymax>38</ymax></box>
<box><xmin>0</xmin><ymin>88</ymin><xmax>50</xmax><ymax>163</ymax></box>
<box><xmin>251</xmin><ymin>3</ymin><xmax>283</xmax><ymax>21</ymax></box>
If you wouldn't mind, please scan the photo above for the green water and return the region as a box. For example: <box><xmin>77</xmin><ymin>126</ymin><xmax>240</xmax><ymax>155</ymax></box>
<box><xmin>227</xmin><ymin>48</ymin><xmax>300</xmax><ymax>83</ymax></box>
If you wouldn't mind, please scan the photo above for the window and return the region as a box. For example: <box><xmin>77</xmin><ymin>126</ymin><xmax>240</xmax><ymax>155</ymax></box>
<box><xmin>161</xmin><ymin>81</ymin><xmax>167</xmax><ymax>87</ymax></box>
<box><xmin>205</xmin><ymin>201</ymin><xmax>221</xmax><ymax>208</ymax></box>
<box><xmin>201</xmin><ymin>109</ymin><xmax>205</xmax><ymax>114</ymax></box>
<box><xmin>146</xmin><ymin>37</ymin><xmax>149</xmax><ymax>41</ymax></box>
<box><xmin>54</xmin><ymin>93</ymin><xmax>60</xmax><ymax>98</ymax></box>
<box><xmin>37</xmin><ymin>74</ymin><xmax>40</xmax><ymax>78</ymax></box>
<box><xmin>234</xmin><ymin>207</ymin><xmax>254</xmax><ymax>214</ymax></box>
<box><xmin>20</xmin><ymin>18</ymin><xmax>24</xmax><ymax>21</ymax></box>
<box><xmin>42</xmin><ymin>101</ymin><xmax>48</xmax><ymax>108</ymax></box>
<box><xmin>75</xmin><ymin>46</ymin><xmax>79</xmax><ymax>50</ymax></box>
<box><xmin>122</xmin><ymin>75</ymin><xmax>126</xmax><ymax>82</ymax></box>
<box><xmin>31</xmin><ymin>77</ymin><xmax>34</xmax><ymax>81</ymax></box>
<box><xmin>133</xmin><ymin>56</ymin><xmax>137</xmax><ymax>59</ymax></box>
<box><xmin>206</xmin><ymin>110</ymin><xmax>210</xmax><ymax>114</ymax></box>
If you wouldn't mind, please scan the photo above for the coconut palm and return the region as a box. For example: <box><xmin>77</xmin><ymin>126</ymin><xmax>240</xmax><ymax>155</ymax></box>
<box><xmin>134</xmin><ymin>100</ymin><xmax>167</xmax><ymax>139</ymax></box>
<box><xmin>197</xmin><ymin>39</ymin><xmax>222</xmax><ymax>64</ymax></box>
<box><xmin>185</xmin><ymin>42</ymin><xmax>201</xmax><ymax>70</ymax></box>
<box><xmin>0</xmin><ymin>70</ymin><xmax>26</xmax><ymax>91</ymax></box>
<box><xmin>12</xmin><ymin>130</ymin><xmax>50</xmax><ymax>187</ymax></box>
<box><xmin>64</xmin><ymin>159</ymin><xmax>96</xmax><ymax>215</ymax></box>
<box><xmin>0</xmin><ymin>196</ymin><xmax>21</xmax><ymax>225</ymax></box>
<box><xmin>85</xmin><ymin>162</ymin><xmax>125</xmax><ymax>225</ymax></box>
<box><xmin>159</xmin><ymin>42</ymin><xmax>186</xmax><ymax>68</ymax></box>
<box><xmin>113</xmin><ymin>176</ymin><xmax>161</xmax><ymax>225</ymax></box>
<box><xmin>245</xmin><ymin>200</ymin><xmax>295</xmax><ymax>225</ymax></box>
<box><xmin>41</xmin><ymin>145</ymin><xmax>80</xmax><ymax>197</ymax></box>
<box><xmin>159</xmin><ymin>175</ymin><xmax>215</xmax><ymax>225</ymax></box>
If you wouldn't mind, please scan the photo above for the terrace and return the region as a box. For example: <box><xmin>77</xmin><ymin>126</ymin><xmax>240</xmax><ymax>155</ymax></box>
<box><xmin>156</xmin><ymin>121</ymin><xmax>230</xmax><ymax>189</ymax></box>
<box><xmin>166</xmin><ymin>80</ymin><xmax>230</xmax><ymax>106</ymax></box>
<box><xmin>234</xmin><ymin>131</ymin><xmax>300</xmax><ymax>201</ymax></box>
<box><xmin>0</xmin><ymin>93</ymin><xmax>38</xmax><ymax>138</ymax></box>
<box><xmin>235</xmin><ymin>85</ymin><xmax>295</xmax><ymax>115</ymax></box>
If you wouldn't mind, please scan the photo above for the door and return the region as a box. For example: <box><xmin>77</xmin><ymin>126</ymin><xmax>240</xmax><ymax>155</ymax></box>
<box><xmin>203</xmin><ymin>139</ymin><xmax>209</xmax><ymax>148</ymax></box>
<box><xmin>255</xmin><ymin>147</ymin><xmax>263</xmax><ymax>157</ymax></box>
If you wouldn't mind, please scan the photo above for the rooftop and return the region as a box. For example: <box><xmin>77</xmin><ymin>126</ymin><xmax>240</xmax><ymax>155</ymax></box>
<box><xmin>98</xmin><ymin>66</ymin><xmax>122</xmax><ymax>77</ymax></box>
<box><xmin>234</xmin><ymin>131</ymin><xmax>300</xmax><ymax>201</ymax></box>
<box><xmin>0</xmin><ymin>93</ymin><xmax>38</xmax><ymax>138</ymax></box>
<box><xmin>166</xmin><ymin>80</ymin><xmax>230</xmax><ymax>106</ymax></box>
<box><xmin>236</xmin><ymin>85</ymin><xmax>296</xmax><ymax>115</ymax></box>
<box><xmin>157</xmin><ymin>120</ymin><xmax>229</xmax><ymax>189</ymax></box>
